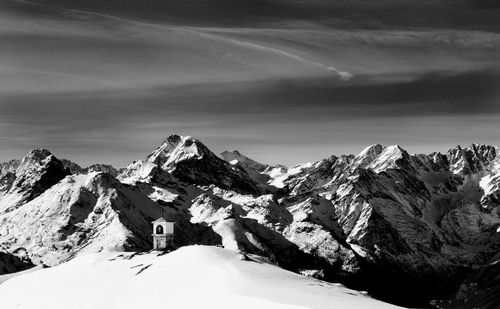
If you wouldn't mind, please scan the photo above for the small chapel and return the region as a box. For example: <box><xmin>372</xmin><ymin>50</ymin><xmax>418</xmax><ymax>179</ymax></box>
<box><xmin>151</xmin><ymin>217</ymin><xmax>175</xmax><ymax>250</ymax></box>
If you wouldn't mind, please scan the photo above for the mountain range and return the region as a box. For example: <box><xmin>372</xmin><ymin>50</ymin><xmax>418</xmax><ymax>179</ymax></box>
<box><xmin>0</xmin><ymin>135</ymin><xmax>499</xmax><ymax>308</ymax></box>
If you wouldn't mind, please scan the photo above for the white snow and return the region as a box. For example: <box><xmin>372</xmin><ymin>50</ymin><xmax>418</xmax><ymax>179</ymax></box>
<box><xmin>366</xmin><ymin>145</ymin><xmax>405</xmax><ymax>173</ymax></box>
<box><xmin>118</xmin><ymin>160</ymin><xmax>157</xmax><ymax>184</ymax></box>
<box><xmin>479</xmin><ymin>171</ymin><xmax>500</xmax><ymax>200</ymax></box>
<box><xmin>147</xmin><ymin>185</ymin><xmax>178</xmax><ymax>203</ymax></box>
<box><xmin>265</xmin><ymin>162</ymin><xmax>313</xmax><ymax>188</ymax></box>
<box><xmin>0</xmin><ymin>246</ymin><xmax>401</xmax><ymax>309</ymax></box>
<box><xmin>0</xmin><ymin>265</ymin><xmax>44</xmax><ymax>284</ymax></box>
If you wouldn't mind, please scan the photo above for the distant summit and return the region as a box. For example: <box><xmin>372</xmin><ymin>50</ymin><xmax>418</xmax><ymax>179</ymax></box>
<box><xmin>127</xmin><ymin>135</ymin><xmax>263</xmax><ymax>195</ymax></box>
<box><xmin>61</xmin><ymin>159</ymin><xmax>120</xmax><ymax>177</ymax></box>
<box><xmin>221</xmin><ymin>150</ymin><xmax>269</xmax><ymax>172</ymax></box>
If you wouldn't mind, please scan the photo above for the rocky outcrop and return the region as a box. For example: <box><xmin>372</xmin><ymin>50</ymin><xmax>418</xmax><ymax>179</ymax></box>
<box><xmin>0</xmin><ymin>159</ymin><xmax>20</xmax><ymax>177</ymax></box>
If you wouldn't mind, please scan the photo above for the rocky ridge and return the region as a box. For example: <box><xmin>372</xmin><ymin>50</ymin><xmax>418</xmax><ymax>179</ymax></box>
<box><xmin>61</xmin><ymin>159</ymin><xmax>121</xmax><ymax>177</ymax></box>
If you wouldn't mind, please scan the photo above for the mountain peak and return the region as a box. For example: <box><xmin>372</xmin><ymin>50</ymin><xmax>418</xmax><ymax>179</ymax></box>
<box><xmin>384</xmin><ymin>144</ymin><xmax>407</xmax><ymax>155</ymax></box>
<box><xmin>23</xmin><ymin>148</ymin><xmax>53</xmax><ymax>163</ymax></box>
<box><xmin>220</xmin><ymin>150</ymin><xmax>268</xmax><ymax>172</ymax></box>
<box><xmin>447</xmin><ymin>143</ymin><xmax>497</xmax><ymax>174</ymax></box>
<box><xmin>123</xmin><ymin>135</ymin><xmax>262</xmax><ymax>194</ymax></box>
<box><xmin>0</xmin><ymin>149</ymin><xmax>69</xmax><ymax>210</ymax></box>
<box><xmin>27</xmin><ymin>148</ymin><xmax>52</xmax><ymax>157</ymax></box>
<box><xmin>166</xmin><ymin>134</ymin><xmax>183</xmax><ymax>145</ymax></box>
<box><xmin>146</xmin><ymin>135</ymin><xmax>209</xmax><ymax>170</ymax></box>
<box><xmin>354</xmin><ymin>144</ymin><xmax>408</xmax><ymax>172</ymax></box>
<box><xmin>220</xmin><ymin>150</ymin><xmax>271</xmax><ymax>186</ymax></box>
<box><xmin>356</xmin><ymin>144</ymin><xmax>384</xmax><ymax>160</ymax></box>
<box><xmin>16</xmin><ymin>149</ymin><xmax>55</xmax><ymax>175</ymax></box>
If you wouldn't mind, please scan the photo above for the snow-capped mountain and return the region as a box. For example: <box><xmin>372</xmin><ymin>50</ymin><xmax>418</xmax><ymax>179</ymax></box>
<box><xmin>0</xmin><ymin>149</ymin><xmax>69</xmax><ymax>212</ymax></box>
<box><xmin>122</xmin><ymin>135</ymin><xmax>263</xmax><ymax>195</ymax></box>
<box><xmin>0</xmin><ymin>136</ymin><xmax>499</xmax><ymax>308</ymax></box>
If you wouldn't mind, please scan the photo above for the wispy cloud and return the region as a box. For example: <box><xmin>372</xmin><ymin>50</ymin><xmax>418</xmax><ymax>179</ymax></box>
<box><xmin>10</xmin><ymin>0</ymin><xmax>353</xmax><ymax>80</ymax></box>
<box><xmin>175</xmin><ymin>27</ymin><xmax>353</xmax><ymax>80</ymax></box>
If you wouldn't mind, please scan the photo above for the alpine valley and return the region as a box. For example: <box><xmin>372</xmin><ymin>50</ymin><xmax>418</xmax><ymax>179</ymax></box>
<box><xmin>0</xmin><ymin>135</ymin><xmax>499</xmax><ymax>308</ymax></box>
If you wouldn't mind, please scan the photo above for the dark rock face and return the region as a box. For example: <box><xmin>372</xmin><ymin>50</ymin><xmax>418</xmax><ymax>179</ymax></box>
<box><xmin>0</xmin><ymin>251</ymin><xmax>34</xmax><ymax>276</ymax></box>
<box><xmin>172</xmin><ymin>155</ymin><xmax>261</xmax><ymax>195</ymax></box>
<box><xmin>61</xmin><ymin>159</ymin><xmax>85</xmax><ymax>174</ymax></box>
<box><xmin>25</xmin><ymin>155</ymin><xmax>69</xmax><ymax>201</ymax></box>
<box><xmin>436</xmin><ymin>255</ymin><xmax>500</xmax><ymax>309</ymax></box>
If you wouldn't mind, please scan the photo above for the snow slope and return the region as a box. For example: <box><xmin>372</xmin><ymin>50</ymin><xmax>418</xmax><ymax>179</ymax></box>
<box><xmin>0</xmin><ymin>246</ymin><xmax>400</xmax><ymax>309</ymax></box>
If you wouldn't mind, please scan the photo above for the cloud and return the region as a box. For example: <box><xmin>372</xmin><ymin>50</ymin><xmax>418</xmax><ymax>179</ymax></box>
<box><xmin>176</xmin><ymin>27</ymin><xmax>353</xmax><ymax>80</ymax></box>
<box><xmin>9</xmin><ymin>0</ymin><xmax>353</xmax><ymax>80</ymax></box>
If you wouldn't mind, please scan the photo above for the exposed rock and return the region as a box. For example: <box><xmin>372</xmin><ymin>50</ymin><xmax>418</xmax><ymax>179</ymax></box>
<box><xmin>436</xmin><ymin>254</ymin><xmax>500</xmax><ymax>308</ymax></box>
<box><xmin>0</xmin><ymin>251</ymin><xmax>33</xmax><ymax>276</ymax></box>
<box><xmin>0</xmin><ymin>159</ymin><xmax>20</xmax><ymax>177</ymax></box>
<box><xmin>62</xmin><ymin>159</ymin><xmax>120</xmax><ymax>177</ymax></box>
<box><xmin>220</xmin><ymin>150</ymin><xmax>272</xmax><ymax>185</ymax></box>
<box><xmin>61</xmin><ymin>159</ymin><xmax>85</xmax><ymax>174</ymax></box>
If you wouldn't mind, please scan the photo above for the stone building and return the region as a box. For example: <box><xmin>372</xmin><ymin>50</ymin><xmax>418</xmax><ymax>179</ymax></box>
<box><xmin>151</xmin><ymin>217</ymin><xmax>175</xmax><ymax>250</ymax></box>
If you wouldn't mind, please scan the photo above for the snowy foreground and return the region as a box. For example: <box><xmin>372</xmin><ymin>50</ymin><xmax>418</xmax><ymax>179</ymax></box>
<box><xmin>0</xmin><ymin>246</ymin><xmax>400</xmax><ymax>309</ymax></box>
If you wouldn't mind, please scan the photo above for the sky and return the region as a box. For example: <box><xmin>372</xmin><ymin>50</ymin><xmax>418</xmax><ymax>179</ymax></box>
<box><xmin>0</xmin><ymin>0</ymin><xmax>499</xmax><ymax>167</ymax></box>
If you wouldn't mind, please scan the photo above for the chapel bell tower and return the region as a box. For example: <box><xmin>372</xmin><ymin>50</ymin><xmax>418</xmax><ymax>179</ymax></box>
<box><xmin>152</xmin><ymin>217</ymin><xmax>175</xmax><ymax>250</ymax></box>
